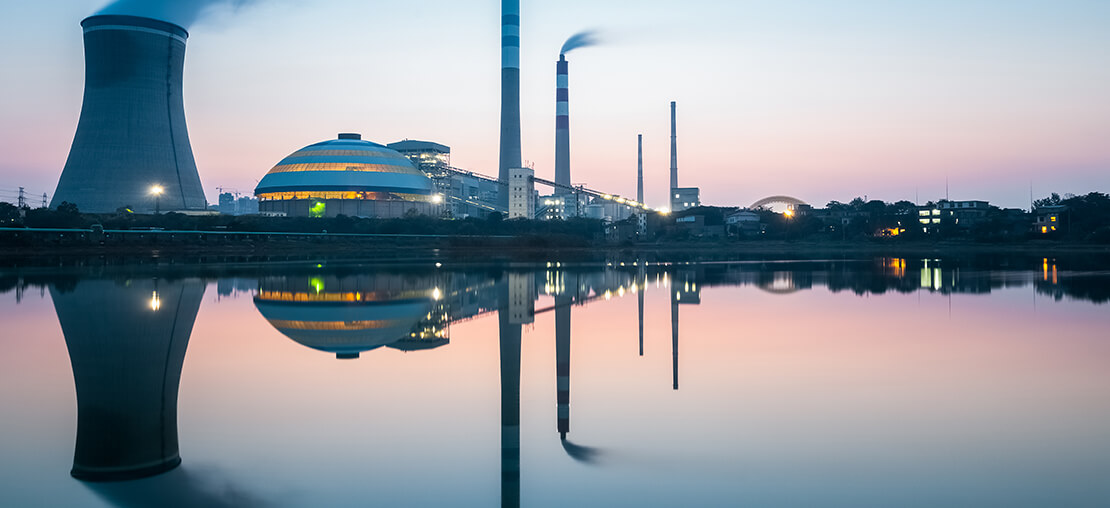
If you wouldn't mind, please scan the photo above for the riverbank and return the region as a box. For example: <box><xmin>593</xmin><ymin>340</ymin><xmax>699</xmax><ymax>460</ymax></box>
<box><xmin>2</xmin><ymin>226</ymin><xmax>1109</xmax><ymax>269</ymax></box>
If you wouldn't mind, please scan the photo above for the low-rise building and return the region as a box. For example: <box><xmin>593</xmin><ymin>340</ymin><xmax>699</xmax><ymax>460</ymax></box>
<box><xmin>1033</xmin><ymin>205</ymin><xmax>1066</xmax><ymax>234</ymax></box>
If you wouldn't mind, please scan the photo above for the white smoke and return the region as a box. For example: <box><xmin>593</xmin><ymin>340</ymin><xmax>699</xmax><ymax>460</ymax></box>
<box><xmin>95</xmin><ymin>0</ymin><xmax>259</xmax><ymax>29</ymax></box>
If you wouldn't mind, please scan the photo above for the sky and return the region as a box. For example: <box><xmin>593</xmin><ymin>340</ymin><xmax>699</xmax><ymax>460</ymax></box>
<box><xmin>0</xmin><ymin>0</ymin><xmax>1108</xmax><ymax>210</ymax></box>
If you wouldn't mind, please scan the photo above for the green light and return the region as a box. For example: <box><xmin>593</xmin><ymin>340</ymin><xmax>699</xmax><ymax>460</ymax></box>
<box><xmin>310</xmin><ymin>277</ymin><xmax>324</xmax><ymax>294</ymax></box>
<box><xmin>309</xmin><ymin>200</ymin><xmax>326</xmax><ymax>218</ymax></box>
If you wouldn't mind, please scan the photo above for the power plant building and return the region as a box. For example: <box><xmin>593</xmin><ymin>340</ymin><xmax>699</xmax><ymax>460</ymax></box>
<box><xmin>52</xmin><ymin>15</ymin><xmax>207</xmax><ymax>213</ymax></box>
<box><xmin>254</xmin><ymin>134</ymin><xmax>439</xmax><ymax>218</ymax></box>
<box><xmin>387</xmin><ymin>140</ymin><xmax>451</xmax><ymax>173</ymax></box>
<box><xmin>508</xmin><ymin>167</ymin><xmax>535</xmax><ymax>219</ymax></box>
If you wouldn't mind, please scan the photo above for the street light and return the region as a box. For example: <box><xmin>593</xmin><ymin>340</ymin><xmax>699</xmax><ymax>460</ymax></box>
<box><xmin>149</xmin><ymin>185</ymin><xmax>164</xmax><ymax>214</ymax></box>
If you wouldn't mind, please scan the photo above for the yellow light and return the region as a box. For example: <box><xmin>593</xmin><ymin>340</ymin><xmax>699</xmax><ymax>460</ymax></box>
<box><xmin>149</xmin><ymin>291</ymin><xmax>161</xmax><ymax>311</ymax></box>
<box><xmin>784</xmin><ymin>209</ymin><xmax>795</xmax><ymax>218</ymax></box>
<box><xmin>149</xmin><ymin>185</ymin><xmax>164</xmax><ymax>196</ymax></box>
<box><xmin>432</xmin><ymin>287</ymin><xmax>442</xmax><ymax>300</ymax></box>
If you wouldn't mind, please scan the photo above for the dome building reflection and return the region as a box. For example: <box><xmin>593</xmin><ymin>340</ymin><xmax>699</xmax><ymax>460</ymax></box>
<box><xmin>254</xmin><ymin>274</ymin><xmax>447</xmax><ymax>359</ymax></box>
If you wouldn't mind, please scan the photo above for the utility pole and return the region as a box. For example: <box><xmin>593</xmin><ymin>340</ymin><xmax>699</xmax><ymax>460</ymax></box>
<box><xmin>17</xmin><ymin>187</ymin><xmax>25</xmax><ymax>209</ymax></box>
<box><xmin>41</xmin><ymin>193</ymin><xmax>47</xmax><ymax>208</ymax></box>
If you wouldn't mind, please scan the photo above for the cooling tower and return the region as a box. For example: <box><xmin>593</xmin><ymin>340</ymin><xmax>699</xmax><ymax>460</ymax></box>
<box><xmin>669</xmin><ymin>101</ymin><xmax>678</xmax><ymax>211</ymax></box>
<box><xmin>498</xmin><ymin>0</ymin><xmax>522</xmax><ymax>211</ymax></box>
<box><xmin>52</xmin><ymin>15</ymin><xmax>206</xmax><ymax>213</ymax></box>
<box><xmin>555</xmin><ymin>55</ymin><xmax>570</xmax><ymax>190</ymax></box>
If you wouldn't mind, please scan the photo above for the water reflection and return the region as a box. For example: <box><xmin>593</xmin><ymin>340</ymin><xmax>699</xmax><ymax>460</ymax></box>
<box><xmin>3</xmin><ymin>256</ymin><xmax>1109</xmax><ymax>506</ymax></box>
<box><xmin>51</xmin><ymin>278</ymin><xmax>204</xmax><ymax>481</ymax></box>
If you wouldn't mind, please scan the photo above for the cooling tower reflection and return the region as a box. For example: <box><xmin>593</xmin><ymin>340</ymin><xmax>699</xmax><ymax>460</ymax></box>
<box><xmin>52</xmin><ymin>277</ymin><xmax>205</xmax><ymax>482</ymax></box>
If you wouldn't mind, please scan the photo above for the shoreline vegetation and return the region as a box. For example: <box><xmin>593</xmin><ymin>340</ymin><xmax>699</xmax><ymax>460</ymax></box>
<box><xmin>2</xmin><ymin>227</ymin><xmax>1109</xmax><ymax>263</ymax></box>
<box><xmin>2</xmin><ymin>193</ymin><xmax>1109</xmax><ymax>264</ymax></box>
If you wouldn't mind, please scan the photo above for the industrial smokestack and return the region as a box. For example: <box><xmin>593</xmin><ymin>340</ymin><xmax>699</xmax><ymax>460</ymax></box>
<box><xmin>637</xmin><ymin>134</ymin><xmax>644</xmax><ymax>205</ymax></box>
<box><xmin>498</xmin><ymin>0</ymin><xmax>522</xmax><ymax>211</ymax></box>
<box><xmin>52</xmin><ymin>15</ymin><xmax>207</xmax><ymax>213</ymax></box>
<box><xmin>669</xmin><ymin>101</ymin><xmax>678</xmax><ymax>211</ymax></box>
<box><xmin>555</xmin><ymin>55</ymin><xmax>570</xmax><ymax>191</ymax></box>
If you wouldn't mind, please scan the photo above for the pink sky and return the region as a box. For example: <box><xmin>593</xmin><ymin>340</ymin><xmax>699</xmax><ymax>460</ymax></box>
<box><xmin>1</xmin><ymin>0</ymin><xmax>1107</xmax><ymax>210</ymax></box>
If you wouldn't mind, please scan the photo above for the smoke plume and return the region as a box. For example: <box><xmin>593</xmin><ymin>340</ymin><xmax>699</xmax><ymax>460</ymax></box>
<box><xmin>560</xmin><ymin>30</ymin><xmax>603</xmax><ymax>55</ymax></box>
<box><xmin>560</xmin><ymin>438</ymin><xmax>605</xmax><ymax>465</ymax></box>
<box><xmin>95</xmin><ymin>0</ymin><xmax>259</xmax><ymax>29</ymax></box>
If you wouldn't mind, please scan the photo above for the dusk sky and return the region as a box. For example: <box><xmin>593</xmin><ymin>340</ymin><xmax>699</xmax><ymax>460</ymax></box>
<box><xmin>1</xmin><ymin>0</ymin><xmax>1108</xmax><ymax>210</ymax></box>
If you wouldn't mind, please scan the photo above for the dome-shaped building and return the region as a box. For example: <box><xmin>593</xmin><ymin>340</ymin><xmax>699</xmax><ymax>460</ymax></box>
<box><xmin>255</xmin><ymin>133</ymin><xmax>440</xmax><ymax>218</ymax></box>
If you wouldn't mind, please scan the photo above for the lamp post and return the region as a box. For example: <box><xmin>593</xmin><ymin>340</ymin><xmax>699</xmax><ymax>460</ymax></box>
<box><xmin>150</xmin><ymin>185</ymin><xmax>164</xmax><ymax>214</ymax></box>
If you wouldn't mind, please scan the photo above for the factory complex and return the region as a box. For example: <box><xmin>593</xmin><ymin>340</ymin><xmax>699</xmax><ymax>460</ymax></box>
<box><xmin>48</xmin><ymin>5</ymin><xmax>698</xmax><ymax>223</ymax></box>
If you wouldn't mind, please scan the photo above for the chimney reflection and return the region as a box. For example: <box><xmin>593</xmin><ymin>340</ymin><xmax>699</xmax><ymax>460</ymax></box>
<box><xmin>555</xmin><ymin>287</ymin><xmax>572</xmax><ymax>439</ymax></box>
<box><xmin>51</xmin><ymin>278</ymin><xmax>205</xmax><ymax>481</ymax></box>
<box><xmin>499</xmin><ymin>275</ymin><xmax>523</xmax><ymax>508</ymax></box>
<box><xmin>638</xmin><ymin>264</ymin><xmax>645</xmax><ymax>357</ymax></box>
<box><xmin>671</xmin><ymin>281</ymin><xmax>679</xmax><ymax>391</ymax></box>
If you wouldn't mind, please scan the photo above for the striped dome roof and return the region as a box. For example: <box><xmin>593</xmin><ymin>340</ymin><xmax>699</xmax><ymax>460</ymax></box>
<box><xmin>254</xmin><ymin>134</ymin><xmax>432</xmax><ymax>196</ymax></box>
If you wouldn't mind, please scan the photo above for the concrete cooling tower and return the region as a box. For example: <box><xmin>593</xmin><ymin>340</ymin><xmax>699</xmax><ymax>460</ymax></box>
<box><xmin>52</xmin><ymin>15</ymin><xmax>206</xmax><ymax>213</ymax></box>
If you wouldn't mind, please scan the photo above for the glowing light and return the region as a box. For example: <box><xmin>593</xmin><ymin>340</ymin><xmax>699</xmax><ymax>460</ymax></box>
<box><xmin>149</xmin><ymin>291</ymin><xmax>161</xmax><ymax>311</ymax></box>
<box><xmin>432</xmin><ymin>194</ymin><xmax>444</xmax><ymax>204</ymax></box>
<box><xmin>784</xmin><ymin>209</ymin><xmax>795</xmax><ymax>218</ymax></box>
<box><xmin>149</xmin><ymin>185</ymin><xmax>164</xmax><ymax>196</ymax></box>
<box><xmin>310</xmin><ymin>277</ymin><xmax>325</xmax><ymax>294</ymax></box>
<box><xmin>432</xmin><ymin>287</ymin><xmax>442</xmax><ymax>300</ymax></box>
<box><xmin>435</xmin><ymin>262</ymin><xmax>443</xmax><ymax>268</ymax></box>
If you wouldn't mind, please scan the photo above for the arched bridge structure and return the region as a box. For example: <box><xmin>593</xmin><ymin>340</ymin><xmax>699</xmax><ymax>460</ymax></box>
<box><xmin>750</xmin><ymin>195</ymin><xmax>808</xmax><ymax>211</ymax></box>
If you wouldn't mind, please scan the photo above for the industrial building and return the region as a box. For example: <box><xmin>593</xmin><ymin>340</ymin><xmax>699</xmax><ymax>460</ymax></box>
<box><xmin>388</xmin><ymin>140</ymin><xmax>451</xmax><ymax>171</ymax></box>
<box><xmin>508</xmin><ymin>167</ymin><xmax>535</xmax><ymax>219</ymax></box>
<box><xmin>52</xmin><ymin>15</ymin><xmax>207</xmax><ymax>213</ymax></box>
<box><xmin>254</xmin><ymin>134</ymin><xmax>440</xmax><ymax>218</ymax></box>
<box><xmin>388</xmin><ymin>140</ymin><xmax>501</xmax><ymax>218</ymax></box>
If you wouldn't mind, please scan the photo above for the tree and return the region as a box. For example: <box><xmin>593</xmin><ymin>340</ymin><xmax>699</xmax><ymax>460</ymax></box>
<box><xmin>1034</xmin><ymin>193</ymin><xmax>1061</xmax><ymax>208</ymax></box>
<box><xmin>56</xmin><ymin>201</ymin><xmax>80</xmax><ymax>215</ymax></box>
<box><xmin>0</xmin><ymin>202</ymin><xmax>21</xmax><ymax>225</ymax></box>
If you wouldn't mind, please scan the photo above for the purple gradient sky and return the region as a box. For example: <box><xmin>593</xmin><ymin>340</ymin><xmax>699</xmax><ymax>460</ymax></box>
<box><xmin>0</xmin><ymin>0</ymin><xmax>1107</xmax><ymax>209</ymax></box>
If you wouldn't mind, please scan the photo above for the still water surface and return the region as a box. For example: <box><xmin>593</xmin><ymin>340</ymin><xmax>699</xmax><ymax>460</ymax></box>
<box><xmin>1</xmin><ymin>258</ymin><xmax>1109</xmax><ymax>507</ymax></box>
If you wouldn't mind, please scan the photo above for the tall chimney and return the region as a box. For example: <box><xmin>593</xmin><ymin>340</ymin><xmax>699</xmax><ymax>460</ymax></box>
<box><xmin>669</xmin><ymin>101</ymin><xmax>678</xmax><ymax>211</ymax></box>
<box><xmin>498</xmin><ymin>0</ymin><xmax>522</xmax><ymax>211</ymax></box>
<box><xmin>637</xmin><ymin>134</ymin><xmax>644</xmax><ymax>205</ymax></box>
<box><xmin>555</xmin><ymin>55</ymin><xmax>570</xmax><ymax>191</ymax></box>
<box><xmin>52</xmin><ymin>15</ymin><xmax>206</xmax><ymax>213</ymax></box>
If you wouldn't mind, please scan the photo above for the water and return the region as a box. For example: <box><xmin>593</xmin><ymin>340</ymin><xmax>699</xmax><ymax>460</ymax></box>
<box><xmin>2</xmin><ymin>257</ymin><xmax>1109</xmax><ymax>507</ymax></box>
